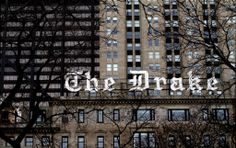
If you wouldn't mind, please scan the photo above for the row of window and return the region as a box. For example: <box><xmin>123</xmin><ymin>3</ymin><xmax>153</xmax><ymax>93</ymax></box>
<box><xmin>64</xmin><ymin>108</ymin><xmax>229</xmax><ymax>124</ymax></box>
<box><xmin>167</xmin><ymin>134</ymin><xmax>227</xmax><ymax>147</ymax></box>
<box><xmin>15</xmin><ymin>133</ymin><xmax>227</xmax><ymax>148</ymax></box>
<box><xmin>6</xmin><ymin>136</ymin><xmax>50</xmax><ymax>147</ymax></box>
<box><xmin>8</xmin><ymin>135</ymin><xmax>118</xmax><ymax>148</ymax></box>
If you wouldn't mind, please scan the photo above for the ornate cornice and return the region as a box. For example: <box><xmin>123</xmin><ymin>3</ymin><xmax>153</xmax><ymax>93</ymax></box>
<box><xmin>52</xmin><ymin>98</ymin><xmax>236</xmax><ymax>106</ymax></box>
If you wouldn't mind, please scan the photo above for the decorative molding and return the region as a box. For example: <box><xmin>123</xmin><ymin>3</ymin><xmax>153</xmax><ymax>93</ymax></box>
<box><xmin>52</xmin><ymin>98</ymin><xmax>236</xmax><ymax>106</ymax></box>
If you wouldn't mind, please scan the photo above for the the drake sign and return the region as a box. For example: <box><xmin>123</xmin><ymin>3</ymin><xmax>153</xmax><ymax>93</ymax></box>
<box><xmin>65</xmin><ymin>70</ymin><xmax>218</xmax><ymax>92</ymax></box>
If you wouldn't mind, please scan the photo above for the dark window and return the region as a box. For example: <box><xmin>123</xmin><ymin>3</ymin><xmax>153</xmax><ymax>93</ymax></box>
<box><xmin>25</xmin><ymin>136</ymin><xmax>33</xmax><ymax>147</ymax></box>
<box><xmin>41</xmin><ymin>136</ymin><xmax>50</xmax><ymax>147</ymax></box>
<box><xmin>133</xmin><ymin>132</ymin><xmax>156</xmax><ymax>148</ymax></box>
<box><xmin>184</xmin><ymin>135</ymin><xmax>191</xmax><ymax>147</ymax></box>
<box><xmin>148</xmin><ymin>39</ymin><xmax>153</xmax><ymax>47</ymax></box>
<box><xmin>154</xmin><ymin>39</ymin><xmax>159</xmax><ymax>46</ymax></box>
<box><xmin>135</xmin><ymin>27</ymin><xmax>140</xmax><ymax>32</ymax></box>
<box><xmin>78</xmin><ymin>136</ymin><xmax>85</xmax><ymax>148</ymax></box>
<box><xmin>113</xmin><ymin>109</ymin><xmax>120</xmax><ymax>121</ymax></box>
<box><xmin>133</xmin><ymin>109</ymin><xmax>155</xmax><ymax>121</ymax></box>
<box><xmin>168</xmin><ymin>135</ymin><xmax>176</xmax><ymax>147</ymax></box>
<box><xmin>202</xmin><ymin>109</ymin><xmax>209</xmax><ymax>121</ymax></box>
<box><xmin>135</xmin><ymin>62</ymin><xmax>141</xmax><ymax>67</ymax></box>
<box><xmin>36</xmin><ymin>110</ymin><xmax>46</xmax><ymax>124</ymax></box>
<box><xmin>113</xmin><ymin>135</ymin><xmax>120</xmax><ymax>148</ymax></box>
<box><xmin>127</xmin><ymin>50</ymin><xmax>133</xmax><ymax>55</ymax></box>
<box><xmin>127</xmin><ymin>62</ymin><xmax>133</xmax><ymax>67</ymax></box>
<box><xmin>1</xmin><ymin>111</ymin><xmax>9</xmax><ymax>123</ymax></box>
<box><xmin>219</xmin><ymin>134</ymin><xmax>226</xmax><ymax>147</ymax></box>
<box><xmin>62</xmin><ymin>136</ymin><xmax>68</xmax><ymax>148</ymax></box>
<box><xmin>78</xmin><ymin>109</ymin><xmax>85</xmax><ymax>123</ymax></box>
<box><xmin>62</xmin><ymin>110</ymin><xmax>69</xmax><ymax>124</ymax></box>
<box><xmin>168</xmin><ymin>109</ymin><xmax>190</xmax><ymax>121</ymax></box>
<box><xmin>97</xmin><ymin>110</ymin><xmax>104</xmax><ymax>123</ymax></box>
<box><xmin>97</xmin><ymin>136</ymin><xmax>104</xmax><ymax>148</ymax></box>
<box><xmin>212</xmin><ymin>108</ymin><xmax>228</xmax><ymax>121</ymax></box>
<box><xmin>203</xmin><ymin>135</ymin><xmax>211</xmax><ymax>147</ymax></box>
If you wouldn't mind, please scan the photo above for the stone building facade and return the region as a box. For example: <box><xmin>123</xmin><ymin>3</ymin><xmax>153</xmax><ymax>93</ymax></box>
<box><xmin>0</xmin><ymin>0</ymin><xmax>235</xmax><ymax>147</ymax></box>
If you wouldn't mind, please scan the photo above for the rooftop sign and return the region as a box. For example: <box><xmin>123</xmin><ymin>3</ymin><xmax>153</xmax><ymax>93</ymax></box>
<box><xmin>65</xmin><ymin>70</ymin><xmax>218</xmax><ymax>92</ymax></box>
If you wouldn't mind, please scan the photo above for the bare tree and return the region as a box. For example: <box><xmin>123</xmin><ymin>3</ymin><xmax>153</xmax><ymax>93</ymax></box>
<box><xmin>0</xmin><ymin>0</ymin><xmax>100</xmax><ymax>147</ymax></box>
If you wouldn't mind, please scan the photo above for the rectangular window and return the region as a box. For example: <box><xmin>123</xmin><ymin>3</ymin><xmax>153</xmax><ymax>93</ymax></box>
<box><xmin>62</xmin><ymin>110</ymin><xmax>69</xmax><ymax>124</ymax></box>
<box><xmin>148</xmin><ymin>39</ymin><xmax>152</xmax><ymax>47</ymax></box>
<box><xmin>25</xmin><ymin>136</ymin><xmax>33</xmax><ymax>147</ymax></box>
<box><xmin>113</xmin><ymin>64</ymin><xmax>118</xmax><ymax>71</ymax></box>
<box><xmin>78</xmin><ymin>109</ymin><xmax>85</xmax><ymax>123</ymax></box>
<box><xmin>154</xmin><ymin>39</ymin><xmax>159</xmax><ymax>46</ymax></box>
<box><xmin>113</xmin><ymin>109</ymin><xmax>120</xmax><ymax>121</ymax></box>
<box><xmin>126</xmin><ymin>20</ymin><xmax>132</xmax><ymax>27</ymax></box>
<box><xmin>41</xmin><ymin>136</ymin><xmax>50</xmax><ymax>147</ymax></box>
<box><xmin>113</xmin><ymin>17</ymin><xmax>118</xmax><ymax>23</ymax></box>
<box><xmin>78</xmin><ymin>136</ymin><xmax>85</xmax><ymax>148</ymax></box>
<box><xmin>107</xmin><ymin>64</ymin><xmax>118</xmax><ymax>72</ymax></box>
<box><xmin>148</xmin><ymin>52</ymin><xmax>160</xmax><ymax>59</ymax></box>
<box><xmin>97</xmin><ymin>110</ymin><xmax>104</xmax><ymax>123</ymax></box>
<box><xmin>168</xmin><ymin>135</ymin><xmax>176</xmax><ymax>147</ymax></box>
<box><xmin>202</xmin><ymin>109</ymin><xmax>209</xmax><ymax>121</ymax></box>
<box><xmin>107</xmin><ymin>51</ymin><xmax>112</xmax><ymax>59</ymax></box>
<box><xmin>61</xmin><ymin>136</ymin><xmax>68</xmax><ymax>148</ymax></box>
<box><xmin>106</xmin><ymin>40</ymin><xmax>118</xmax><ymax>47</ymax></box>
<box><xmin>184</xmin><ymin>135</ymin><xmax>191</xmax><ymax>147</ymax></box>
<box><xmin>148</xmin><ymin>52</ymin><xmax>154</xmax><ymax>59</ymax></box>
<box><xmin>97</xmin><ymin>136</ymin><xmax>104</xmax><ymax>148</ymax></box>
<box><xmin>203</xmin><ymin>135</ymin><xmax>211</xmax><ymax>147</ymax></box>
<box><xmin>219</xmin><ymin>134</ymin><xmax>226</xmax><ymax>147</ymax></box>
<box><xmin>127</xmin><ymin>55</ymin><xmax>133</xmax><ymax>62</ymax></box>
<box><xmin>154</xmin><ymin>52</ymin><xmax>160</xmax><ymax>59</ymax></box>
<box><xmin>133</xmin><ymin>109</ymin><xmax>155</xmax><ymax>121</ymax></box>
<box><xmin>168</xmin><ymin>109</ymin><xmax>190</xmax><ymax>121</ymax></box>
<box><xmin>133</xmin><ymin>132</ymin><xmax>155</xmax><ymax>148</ymax></box>
<box><xmin>107</xmin><ymin>64</ymin><xmax>112</xmax><ymax>71</ymax></box>
<box><xmin>149</xmin><ymin>64</ymin><xmax>160</xmax><ymax>71</ymax></box>
<box><xmin>135</xmin><ymin>55</ymin><xmax>141</xmax><ymax>62</ymax></box>
<box><xmin>113</xmin><ymin>52</ymin><xmax>118</xmax><ymax>59</ymax></box>
<box><xmin>33</xmin><ymin>110</ymin><xmax>46</xmax><ymax>124</ymax></box>
<box><xmin>212</xmin><ymin>108</ymin><xmax>228</xmax><ymax>121</ymax></box>
<box><xmin>106</xmin><ymin>17</ymin><xmax>111</xmax><ymax>23</ymax></box>
<box><xmin>113</xmin><ymin>136</ymin><xmax>120</xmax><ymax>148</ymax></box>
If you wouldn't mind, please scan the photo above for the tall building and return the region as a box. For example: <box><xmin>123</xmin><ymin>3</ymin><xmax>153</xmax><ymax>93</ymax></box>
<box><xmin>0</xmin><ymin>0</ymin><xmax>235</xmax><ymax>148</ymax></box>
<box><xmin>0</xmin><ymin>0</ymin><xmax>100</xmax><ymax>98</ymax></box>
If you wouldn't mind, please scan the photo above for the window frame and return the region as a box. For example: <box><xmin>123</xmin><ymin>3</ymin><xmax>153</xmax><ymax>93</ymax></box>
<box><xmin>78</xmin><ymin>136</ymin><xmax>85</xmax><ymax>148</ymax></box>
<box><xmin>212</xmin><ymin>108</ymin><xmax>229</xmax><ymax>121</ymax></box>
<box><xmin>168</xmin><ymin>135</ymin><xmax>176</xmax><ymax>147</ymax></box>
<box><xmin>97</xmin><ymin>110</ymin><xmax>104</xmax><ymax>123</ymax></box>
<box><xmin>168</xmin><ymin>109</ymin><xmax>190</xmax><ymax>121</ymax></box>
<box><xmin>97</xmin><ymin>136</ymin><xmax>104</xmax><ymax>148</ymax></box>
<box><xmin>133</xmin><ymin>132</ymin><xmax>156</xmax><ymax>148</ymax></box>
<box><xmin>78</xmin><ymin>109</ymin><xmax>85</xmax><ymax>123</ymax></box>
<box><xmin>25</xmin><ymin>136</ymin><xmax>33</xmax><ymax>147</ymax></box>
<box><xmin>61</xmin><ymin>136</ymin><xmax>68</xmax><ymax>148</ymax></box>
<box><xmin>113</xmin><ymin>109</ymin><xmax>120</xmax><ymax>121</ymax></box>
<box><xmin>113</xmin><ymin>135</ymin><xmax>120</xmax><ymax>148</ymax></box>
<box><xmin>132</xmin><ymin>109</ymin><xmax>155</xmax><ymax>121</ymax></box>
<box><xmin>41</xmin><ymin>136</ymin><xmax>50</xmax><ymax>147</ymax></box>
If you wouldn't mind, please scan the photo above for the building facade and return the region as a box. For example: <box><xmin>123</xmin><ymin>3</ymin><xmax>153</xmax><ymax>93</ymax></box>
<box><xmin>0</xmin><ymin>0</ymin><xmax>235</xmax><ymax>148</ymax></box>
